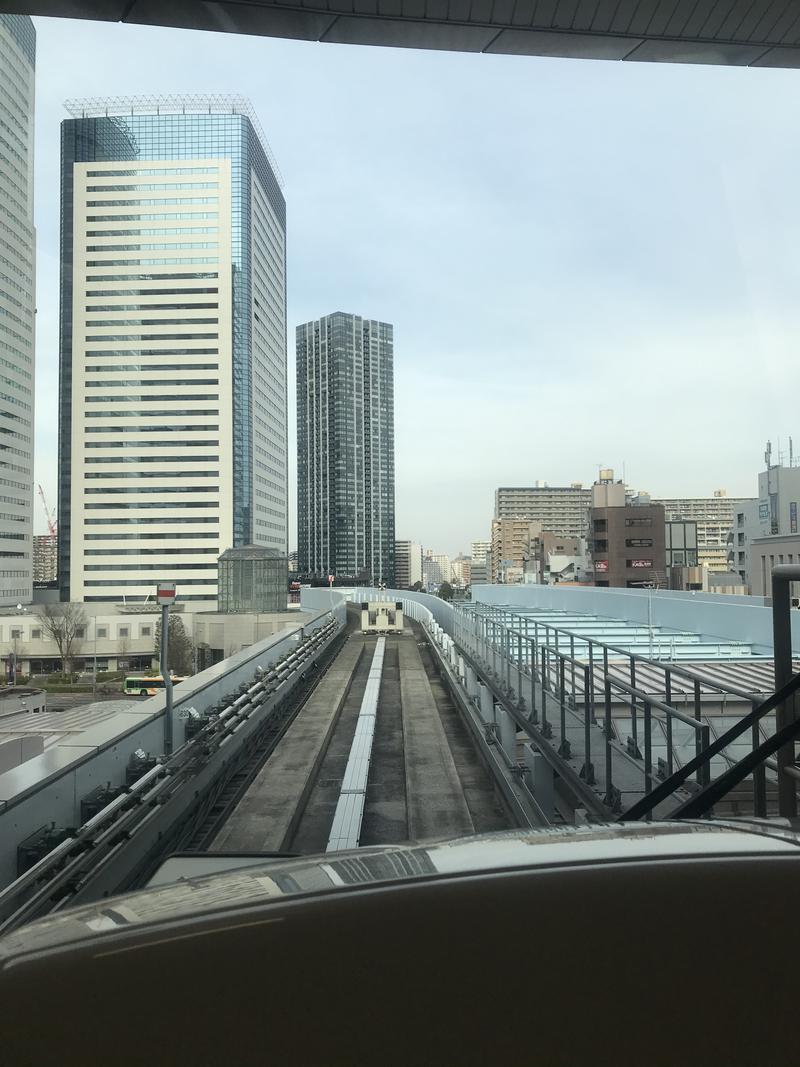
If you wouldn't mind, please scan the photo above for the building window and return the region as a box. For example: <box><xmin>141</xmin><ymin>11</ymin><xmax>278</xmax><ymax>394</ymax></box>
<box><xmin>625</xmin><ymin>538</ymin><xmax>653</xmax><ymax>548</ymax></box>
<box><xmin>75</xmin><ymin>627</ymin><xmax>86</xmax><ymax>639</ymax></box>
<box><xmin>31</xmin><ymin>628</ymin><xmax>40</xmax><ymax>640</ymax></box>
<box><xmin>119</xmin><ymin>626</ymin><xmax>129</xmax><ymax>638</ymax></box>
<box><xmin>141</xmin><ymin>625</ymin><xmax>151</xmax><ymax>637</ymax></box>
<box><xmin>10</xmin><ymin>628</ymin><xmax>20</xmax><ymax>639</ymax></box>
<box><xmin>593</xmin><ymin>519</ymin><xmax>607</xmax><ymax>533</ymax></box>
<box><xmin>97</xmin><ymin>627</ymin><xmax>108</xmax><ymax>638</ymax></box>
<box><xmin>625</xmin><ymin>518</ymin><xmax>652</xmax><ymax>527</ymax></box>
<box><xmin>594</xmin><ymin>540</ymin><xmax>608</xmax><ymax>552</ymax></box>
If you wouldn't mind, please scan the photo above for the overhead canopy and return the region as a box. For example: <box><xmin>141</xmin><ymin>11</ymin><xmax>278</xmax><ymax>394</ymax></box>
<box><xmin>16</xmin><ymin>0</ymin><xmax>800</xmax><ymax>68</ymax></box>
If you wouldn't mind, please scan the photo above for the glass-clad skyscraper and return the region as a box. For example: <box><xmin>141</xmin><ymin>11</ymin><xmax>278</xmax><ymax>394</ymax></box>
<box><xmin>0</xmin><ymin>16</ymin><xmax>35</xmax><ymax>605</ymax></box>
<box><xmin>297</xmin><ymin>312</ymin><xmax>394</xmax><ymax>584</ymax></box>
<box><xmin>58</xmin><ymin>96</ymin><xmax>287</xmax><ymax>602</ymax></box>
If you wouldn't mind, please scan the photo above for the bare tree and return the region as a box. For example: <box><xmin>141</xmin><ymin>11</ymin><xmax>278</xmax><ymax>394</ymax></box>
<box><xmin>38</xmin><ymin>603</ymin><xmax>87</xmax><ymax>676</ymax></box>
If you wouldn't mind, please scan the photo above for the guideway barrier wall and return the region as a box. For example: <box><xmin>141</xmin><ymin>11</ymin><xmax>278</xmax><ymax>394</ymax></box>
<box><xmin>0</xmin><ymin>602</ymin><xmax>346</xmax><ymax>912</ymax></box>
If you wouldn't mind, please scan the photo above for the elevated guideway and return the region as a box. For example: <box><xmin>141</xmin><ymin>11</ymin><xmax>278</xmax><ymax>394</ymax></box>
<box><xmin>303</xmin><ymin>584</ymin><xmax>800</xmax><ymax>824</ymax></box>
<box><xmin>216</xmin><ymin>616</ymin><xmax>504</xmax><ymax>857</ymax></box>
<box><xmin>2</xmin><ymin>579</ymin><xmax>799</xmax><ymax>934</ymax></box>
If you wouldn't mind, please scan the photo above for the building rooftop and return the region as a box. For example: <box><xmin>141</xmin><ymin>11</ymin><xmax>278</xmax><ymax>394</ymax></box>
<box><xmin>62</xmin><ymin>93</ymin><xmax>283</xmax><ymax>187</ymax></box>
<box><xmin>219</xmin><ymin>544</ymin><xmax>286</xmax><ymax>560</ymax></box>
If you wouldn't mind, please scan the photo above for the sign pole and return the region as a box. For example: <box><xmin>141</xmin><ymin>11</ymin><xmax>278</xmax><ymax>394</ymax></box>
<box><xmin>157</xmin><ymin>583</ymin><xmax>177</xmax><ymax>756</ymax></box>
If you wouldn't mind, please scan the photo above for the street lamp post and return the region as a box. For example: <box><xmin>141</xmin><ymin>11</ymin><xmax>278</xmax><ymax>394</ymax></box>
<box><xmin>157</xmin><ymin>583</ymin><xmax>177</xmax><ymax>756</ymax></box>
<box><xmin>12</xmin><ymin>603</ymin><xmax>26</xmax><ymax>687</ymax></box>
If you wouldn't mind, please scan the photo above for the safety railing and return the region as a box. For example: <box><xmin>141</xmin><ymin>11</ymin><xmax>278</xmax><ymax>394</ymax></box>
<box><xmin>624</xmin><ymin>669</ymin><xmax>800</xmax><ymax>820</ymax></box>
<box><xmin>454</xmin><ymin>601</ymin><xmax>796</xmax><ymax>819</ymax></box>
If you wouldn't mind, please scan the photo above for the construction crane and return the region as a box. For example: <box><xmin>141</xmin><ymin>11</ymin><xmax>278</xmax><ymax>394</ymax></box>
<box><xmin>37</xmin><ymin>485</ymin><xmax>57</xmax><ymax>540</ymax></box>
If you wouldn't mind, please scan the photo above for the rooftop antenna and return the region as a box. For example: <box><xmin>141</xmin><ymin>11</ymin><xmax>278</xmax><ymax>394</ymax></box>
<box><xmin>765</xmin><ymin>440</ymin><xmax>772</xmax><ymax>470</ymax></box>
<box><xmin>791</xmin><ymin>437</ymin><xmax>794</xmax><ymax>468</ymax></box>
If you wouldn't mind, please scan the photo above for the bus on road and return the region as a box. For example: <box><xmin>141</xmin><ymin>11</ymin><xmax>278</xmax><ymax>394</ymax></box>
<box><xmin>124</xmin><ymin>674</ymin><xmax>185</xmax><ymax>697</ymax></box>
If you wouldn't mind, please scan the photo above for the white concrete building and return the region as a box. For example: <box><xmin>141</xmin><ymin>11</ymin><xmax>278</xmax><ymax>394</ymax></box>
<box><xmin>58</xmin><ymin>96</ymin><xmax>287</xmax><ymax>603</ymax></box>
<box><xmin>0</xmin><ymin>17</ymin><xmax>35</xmax><ymax>606</ymax></box>
<box><xmin>0</xmin><ymin>600</ymin><xmax>300</xmax><ymax>677</ymax></box>
<box><xmin>394</xmin><ymin>540</ymin><xmax>422</xmax><ymax>588</ymax></box>
<box><xmin>422</xmin><ymin>551</ymin><xmax>450</xmax><ymax>590</ymax></box>
<box><xmin>470</xmin><ymin>540</ymin><xmax>490</xmax><ymax>585</ymax></box>
<box><xmin>450</xmin><ymin>555</ymin><xmax>471</xmax><ymax>587</ymax></box>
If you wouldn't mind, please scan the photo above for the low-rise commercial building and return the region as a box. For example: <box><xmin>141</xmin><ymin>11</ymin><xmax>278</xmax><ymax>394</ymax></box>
<box><xmin>193</xmin><ymin>609</ymin><xmax>303</xmax><ymax>667</ymax></box>
<box><xmin>536</xmin><ymin>532</ymin><xmax>589</xmax><ymax>584</ymax></box>
<box><xmin>590</xmin><ymin>473</ymin><xmax>666</xmax><ymax>588</ymax></box>
<box><xmin>0</xmin><ymin>598</ymin><xmax>300</xmax><ymax>678</ymax></box>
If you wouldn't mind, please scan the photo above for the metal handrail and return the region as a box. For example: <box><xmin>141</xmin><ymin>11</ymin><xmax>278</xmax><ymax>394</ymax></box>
<box><xmin>621</xmin><ymin>668</ymin><xmax>800</xmax><ymax>821</ymax></box>
<box><xmin>670</xmin><ymin>705</ymin><xmax>800</xmax><ymax>818</ymax></box>
<box><xmin>606</xmin><ymin>677</ymin><xmax>704</xmax><ymax>731</ymax></box>
<box><xmin>458</xmin><ymin>602</ymin><xmax>800</xmax><ymax>821</ymax></box>
<box><xmin>464</xmin><ymin>605</ymin><xmax>769</xmax><ymax>703</ymax></box>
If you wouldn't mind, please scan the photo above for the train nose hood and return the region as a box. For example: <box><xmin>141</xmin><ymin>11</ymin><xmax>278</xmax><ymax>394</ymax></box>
<box><xmin>2</xmin><ymin>819</ymin><xmax>799</xmax><ymax>963</ymax></box>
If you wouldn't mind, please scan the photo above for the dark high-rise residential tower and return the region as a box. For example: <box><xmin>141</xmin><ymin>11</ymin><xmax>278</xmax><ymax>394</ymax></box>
<box><xmin>297</xmin><ymin>313</ymin><xmax>394</xmax><ymax>584</ymax></box>
<box><xmin>58</xmin><ymin>96</ymin><xmax>287</xmax><ymax>602</ymax></box>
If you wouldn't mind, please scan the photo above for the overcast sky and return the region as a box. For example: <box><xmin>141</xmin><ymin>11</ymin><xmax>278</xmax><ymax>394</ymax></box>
<box><xmin>31</xmin><ymin>16</ymin><xmax>800</xmax><ymax>556</ymax></box>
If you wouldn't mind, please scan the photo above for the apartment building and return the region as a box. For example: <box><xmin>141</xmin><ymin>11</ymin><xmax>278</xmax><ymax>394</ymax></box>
<box><xmin>494</xmin><ymin>484</ymin><xmax>591</xmax><ymax>538</ymax></box>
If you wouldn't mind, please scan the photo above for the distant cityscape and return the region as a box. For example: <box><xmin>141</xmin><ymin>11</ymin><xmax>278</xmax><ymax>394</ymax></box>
<box><xmin>388</xmin><ymin>459</ymin><xmax>798</xmax><ymax>599</ymax></box>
